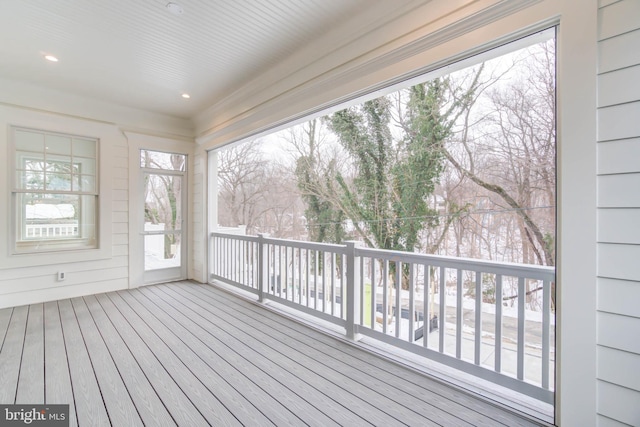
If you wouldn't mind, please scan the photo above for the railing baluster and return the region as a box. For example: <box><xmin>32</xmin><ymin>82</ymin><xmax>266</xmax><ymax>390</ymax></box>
<box><xmin>342</xmin><ymin>253</ymin><xmax>347</xmax><ymax>320</ymax></box>
<box><xmin>409</xmin><ymin>263</ymin><xmax>415</xmax><ymax>343</ymax></box>
<box><xmin>495</xmin><ymin>274</ymin><xmax>503</xmax><ymax>372</ymax></box>
<box><xmin>395</xmin><ymin>261</ymin><xmax>401</xmax><ymax>338</ymax></box>
<box><xmin>456</xmin><ymin>269</ymin><xmax>462</xmax><ymax>359</ymax></box>
<box><xmin>423</xmin><ymin>264</ymin><xmax>429</xmax><ymax>348</ymax></box>
<box><xmin>371</xmin><ymin>258</ymin><xmax>376</xmax><ymax>329</ymax></box>
<box><xmin>474</xmin><ymin>271</ymin><xmax>482</xmax><ymax>365</ymax></box>
<box><xmin>233</xmin><ymin>238</ymin><xmax>237</xmax><ymax>282</ymax></box>
<box><xmin>439</xmin><ymin>266</ymin><xmax>445</xmax><ymax>354</ymax></box>
<box><xmin>322</xmin><ymin>251</ymin><xmax>326</xmax><ymax>314</ymax></box>
<box><xmin>314</xmin><ymin>250</ymin><xmax>319</xmax><ymax>310</ymax></box>
<box><xmin>517</xmin><ymin>276</ymin><xmax>526</xmax><ymax>381</ymax></box>
<box><xmin>542</xmin><ymin>279</ymin><xmax>551</xmax><ymax>389</ymax></box>
<box><xmin>305</xmin><ymin>249</ymin><xmax>310</xmax><ymax>307</ymax></box>
<box><xmin>332</xmin><ymin>252</ymin><xmax>337</xmax><ymax>317</ymax></box>
<box><xmin>359</xmin><ymin>254</ymin><xmax>364</xmax><ymax>325</ymax></box>
<box><xmin>383</xmin><ymin>259</ymin><xmax>389</xmax><ymax>335</ymax></box>
<box><xmin>285</xmin><ymin>246</ymin><xmax>289</xmax><ymax>301</ymax></box>
<box><xmin>298</xmin><ymin>248</ymin><xmax>303</xmax><ymax>305</ymax></box>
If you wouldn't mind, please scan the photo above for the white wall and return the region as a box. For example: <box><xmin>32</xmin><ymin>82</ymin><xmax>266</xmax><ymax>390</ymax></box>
<box><xmin>0</xmin><ymin>91</ymin><xmax>194</xmax><ymax>308</ymax></box>
<box><xmin>596</xmin><ymin>1</ymin><xmax>640</xmax><ymax>426</ymax></box>
<box><xmin>0</xmin><ymin>105</ymin><xmax>123</xmax><ymax>307</ymax></box>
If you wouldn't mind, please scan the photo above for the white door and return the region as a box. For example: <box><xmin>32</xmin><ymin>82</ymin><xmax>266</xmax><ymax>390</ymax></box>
<box><xmin>141</xmin><ymin>150</ymin><xmax>187</xmax><ymax>284</ymax></box>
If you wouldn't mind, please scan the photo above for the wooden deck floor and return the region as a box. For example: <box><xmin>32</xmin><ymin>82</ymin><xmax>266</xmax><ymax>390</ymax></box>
<box><xmin>0</xmin><ymin>281</ymin><xmax>545</xmax><ymax>426</ymax></box>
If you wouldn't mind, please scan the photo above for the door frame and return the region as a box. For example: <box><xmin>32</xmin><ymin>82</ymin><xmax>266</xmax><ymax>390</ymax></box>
<box><xmin>127</xmin><ymin>132</ymin><xmax>193</xmax><ymax>288</ymax></box>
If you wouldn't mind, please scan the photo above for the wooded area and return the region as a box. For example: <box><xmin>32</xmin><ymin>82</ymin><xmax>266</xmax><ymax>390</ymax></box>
<box><xmin>217</xmin><ymin>38</ymin><xmax>556</xmax><ymax>273</ymax></box>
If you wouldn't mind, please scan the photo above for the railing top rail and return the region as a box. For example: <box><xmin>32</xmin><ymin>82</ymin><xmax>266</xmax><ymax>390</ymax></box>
<box><xmin>211</xmin><ymin>232</ymin><xmax>257</xmax><ymax>243</ymax></box>
<box><xmin>355</xmin><ymin>247</ymin><xmax>555</xmax><ymax>281</ymax></box>
<box><xmin>211</xmin><ymin>231</ymin><xmax>554</xmax><ymax>281</ymax></box>
<box><xmin>212</xmin><ymin>232</ymin><xmax>347</xmax><ymax>254</ymax></box>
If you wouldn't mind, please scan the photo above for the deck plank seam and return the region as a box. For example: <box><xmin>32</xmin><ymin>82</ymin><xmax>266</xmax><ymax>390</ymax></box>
<box><xmin>106</xmin><ymin>291</ymin><xmax>240</xmax><ymax>426</ymax></box>
<box><xmin>185</xmin><ymin>284</ymin><xmax>484</xmax><ymax>426</ymax></box>
<box><xmin>83</xmin><ymin>294</ymin><xmax>179</xmax><ymax>427</ymax></box>
<box><xmin>74</xmin><ymin>297</ymin><xmax>145</xmax><ymax>426</ymax></box>
<box><xmin>136</xmin><ymin>287</ymin><xmax>346</xmax><ymax>427</ymax></box>
<box><xmin>177</xmin><ymin>283</ymin><xmax>473</xmax><ymax>427</ymax></box>
<box><xmin>155</xmin><ymin>285</ymin><xmax>418</xmax><ymax>426</ymax></box>
<box><xmin>127</xmin><ymin>288</ymin><xmax>299</xmax><ymax>427</ymax></box>
<box><xmin>145</xmin><ymin>285</ymin><xmax>374</xmax><ymax>426</ymax></box>
<box><xmin>114</xmin><ymin>289</ymin><xmax>263</xmax><ymax>427</ymax></box>
<box><xmin>97</xmin><ymin>293</ymin><xmax>214</xmax><ymax>426</ymax></box>
<box><xmin>94</xmin><ymin>293</ymin><xmax>210</xmax><ymax>425</ymax></box>
<box><xmin>198</xmin><ymin>282</ymin><xmax>541</xmax><ymax>427</ymax></box>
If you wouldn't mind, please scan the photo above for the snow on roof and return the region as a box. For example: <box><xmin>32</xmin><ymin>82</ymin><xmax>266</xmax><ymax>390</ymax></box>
<box><xmin>26</xmin><ymin>204</ymin><xmax>75</xmax><ymax>219</ymax></box>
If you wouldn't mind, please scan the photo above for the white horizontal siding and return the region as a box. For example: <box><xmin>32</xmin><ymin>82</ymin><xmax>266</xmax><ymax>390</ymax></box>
<box><xmin>0</xmin><ymin>279</ymin><xmax>128</xmax><ymax>309</ymax></box>
<box><xmin>598</xmin><ymin>278</ymin><xmax>640</xmax><ymax>318</ymax></box>
<box><xmin>597</xmin><ymin>101</ymin><xmax>640</xmax><ymax>141</ymax></box>
<box><xmin>597</xmin><ymin>381</ymin><xmax>640</xmax><ymax>426</ymax></box>
<box><xmin>598</xmin><ymin>0</ymin><xmax>640</xmax><ymax>40</ymax></box>
<box><xmin>597</xmin><ymin>414</ymin><xmax>633</xmax><ymax>427</ymax></box>
<box><xmin>598</xmin><ymin>0</ymin><xmax>622</xmax><ymax>8</ymax></box>
<box><xmin>597</xmin><ymin>138</ymin><xmax>640</xmax><ymax>175</ymax></box>
<box><xmin>598</xmin><ymin>29</ymin><xmax>640</xmax><ymax>73</ymax></box>
<box><xmin>596</xmin><ymin>3</ymin><xmax>640</xmax><ymax>425</ymax></box>
<box><xmin>0</xmin><ymin>256</ymin><xmax>129</xmax><ymax>282</ymax></box>
<box><xmin>597</xmin><ymin>174</ymin><xmax>640</xmax><ymax>207</ymax></box>
<box><xmin>598</xmin><ymin>65</ymin><xmax>640</xmax><ymax>107</ymax></box>
<box><xmin>598</xmin><ymin>244</ymin><xmax>640</xmax><ymax>281</ymax></box>
<box><xmin>0</xmin><ymin>266</ymin><xmax>129</xmax><ymax>296</ymax></box>
<box><xmin>597</xmin><ymin>311</ymin><xmax>640</xmax><ymax>355</ymax></box>
<box><xmin>597</xmin><ymin>209</ymin><xmax>640</xmax><ymax>243</ymax></box>
<box><xmin>598</xmin><ymin>346</ymin><xmax>640</xmax><ymax>393</ymax></box>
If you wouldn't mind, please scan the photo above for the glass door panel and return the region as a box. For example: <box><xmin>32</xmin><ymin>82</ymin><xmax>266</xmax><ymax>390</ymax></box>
<box><xmin>143</xmin><ymin>171</ymin><xmax>185</xmax><ymax>283</ymax></box>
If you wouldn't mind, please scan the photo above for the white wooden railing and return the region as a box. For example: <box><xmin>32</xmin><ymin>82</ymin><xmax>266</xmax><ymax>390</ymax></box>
<box><xmin>26</xmin><ymin>223</ymin><xmax>78</xmax><ymax>238</ymax></box>
<box><xmin>210</xmin><ymin>231</ymin><xmax>555</xmax><ymax>404</ymax></box>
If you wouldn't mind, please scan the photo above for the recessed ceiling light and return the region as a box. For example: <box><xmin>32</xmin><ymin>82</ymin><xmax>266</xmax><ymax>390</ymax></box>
<box><xmin>181</xmin><ymin>93</ymin><xmax>190</xmax><ymax>99</ymax></box>
<box><xmin>166</xmin><ymin>2</ymin><xmax>184</xmax><ymax>15</ymax></box>
<box><xmin>44</xmin><ymin>55</ymin><xmax>58</xmax><ymax>62</ymax></box>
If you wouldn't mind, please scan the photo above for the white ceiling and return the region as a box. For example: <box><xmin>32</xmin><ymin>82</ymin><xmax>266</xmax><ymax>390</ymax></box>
<box><xmin>0</xmin><ymin>0</ymin><xmax>418</xmax><ymax>120</ymax></box>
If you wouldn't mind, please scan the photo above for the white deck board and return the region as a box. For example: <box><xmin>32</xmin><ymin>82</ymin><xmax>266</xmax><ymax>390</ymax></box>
<box><xmin>43</xmin><ymin>302</ymin><xmax>78</xmax><ymax>427</ymax></box>
<box><xmin>166</xmin><ymin>284</ymin><xmax>459</xmax><ymax>426</ymax></box>
<box><xmin>57</xmin><ymin>299</ymin><xmax>111</xmax><ymax>426</ymax></box>
<box><xmin>15</xmin><ymin>304</ymin><xmax>44</xmax><ymax>404</ymax></box>
<box><xmin>0</xmin><ymin>281</ymin><xmax>546</xmax><ymax>426</ymax></box>
<box><xmin>136</xmin><ymin>287</ymin><xmax>342</xmax><ymax>426</ymax></box>
<box><xmin>0</xmin><ymin>306</ymin><xmax>28</xmax><ymax>404</ymax></box>
<box><xmin>82</xmin><ymin>295</ymin><xmax>176</xmax><ymax>427</ymax></box>
<box><xmin>183</xmin><ymin>282</ymin><xmax>538</xmax><ymax>427</ymax></box>
<box><xmin>70</xmin><ymin>297</ymin><xmax>143</xmax><ymax>427</ymax></box>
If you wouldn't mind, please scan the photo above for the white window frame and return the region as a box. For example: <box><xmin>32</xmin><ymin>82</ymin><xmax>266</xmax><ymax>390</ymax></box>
<box><xmin>10</xmin><ymin>126</ymin><xmax>99</xmax><ymax>254</ymax></box>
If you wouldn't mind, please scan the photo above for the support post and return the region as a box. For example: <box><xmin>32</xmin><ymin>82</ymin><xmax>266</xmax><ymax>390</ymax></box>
<box><xmin>257</xmin><ymin>233</ymin><xmax>269</xmax><ymax>303</ymax></box>
<box><xmin>345</xmin><ymin>241</ymin><xmax>361</xmax><ymax>340</ymax></box>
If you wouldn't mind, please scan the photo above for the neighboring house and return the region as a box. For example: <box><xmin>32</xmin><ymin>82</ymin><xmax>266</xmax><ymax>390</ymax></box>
<box><xmin>0</xmin><ymin>0</ymin><xmax>638</xmax><ymax>425</ymax></box>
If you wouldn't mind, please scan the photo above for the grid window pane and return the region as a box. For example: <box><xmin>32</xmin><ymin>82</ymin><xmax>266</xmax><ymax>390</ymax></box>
<box><xmin>12</xmin><ymin>127</ymin><xmax>99</xmax><ymax>253</ymax></box>
<box><xmin>140</xmin><ymin>149</ymin><xmax>186</xmax><ymax>171</ymax></box>
<box><xmin>15</xmin><ymin>130</ymin><xmax>44</xmax><ymax>152</ymax></box>
<box><xmin>73</xmin><ymin>138</ymin><xmax>96</xmax><ymax>157</ymax></box>
<box><xmin>45</xmin><ymin>134</ymin><xmax>71</xmax><ymax>155</ymax></box>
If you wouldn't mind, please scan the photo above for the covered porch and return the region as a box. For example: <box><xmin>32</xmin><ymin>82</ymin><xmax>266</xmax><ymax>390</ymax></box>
<box><xmin>0</xmin><ymin>281</ymin><xmax>543</xmax><ymax>426</ymax></box>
